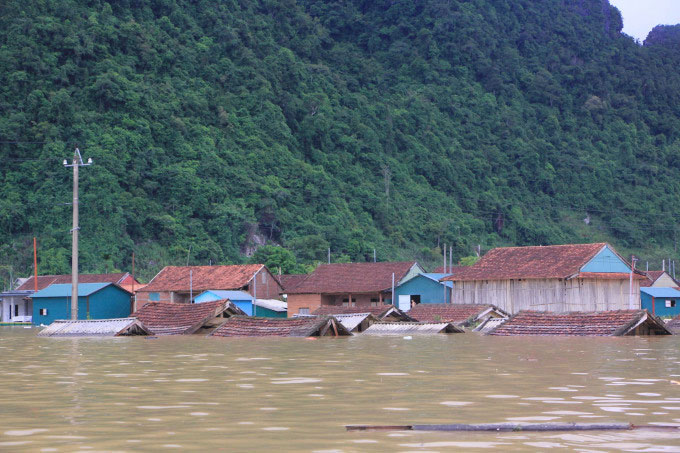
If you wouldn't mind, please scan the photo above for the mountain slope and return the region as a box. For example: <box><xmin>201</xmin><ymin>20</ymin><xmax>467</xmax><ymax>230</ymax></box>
<box><xmin>1</xmin><ymin>0</ymin><xmax>679</xmax><ymax>282</ymax></box>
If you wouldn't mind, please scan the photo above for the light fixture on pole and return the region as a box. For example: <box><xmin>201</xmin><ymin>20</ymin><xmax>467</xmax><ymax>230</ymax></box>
<box><xmin>64</xmin><ymin>148</ymin><xmax>92</xmax><ymax>320</ymax></box>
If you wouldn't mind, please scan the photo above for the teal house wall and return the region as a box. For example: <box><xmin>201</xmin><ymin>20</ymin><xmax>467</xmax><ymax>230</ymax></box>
<box><xmin>32</xmin><ymin>283</ymin><xmax>132</xmax><ymax>325</ymax></box>
<box><xmin>640</xmin><ymin>287</ymin><xmax>680</xmax><ymax>317</ymax></box>
<box><xmin>394</xmin><ymin>273</ymin><xmax>453</xmax><ymax>307</ymax></box>
<box><xmin>580</xmin><ymin>245</ymin><xmax>631</xmax><ymax>273</ymax></box>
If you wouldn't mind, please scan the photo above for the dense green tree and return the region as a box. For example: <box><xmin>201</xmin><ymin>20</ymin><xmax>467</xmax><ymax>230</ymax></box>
<box><xmin>1</xmin><ymin>0</ymin><xmax>680</xmax><ymax>287</ymax></box>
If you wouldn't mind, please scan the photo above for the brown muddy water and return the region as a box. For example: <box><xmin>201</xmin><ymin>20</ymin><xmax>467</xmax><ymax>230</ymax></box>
<box><xmin>1</xmin><ymin>327</ymin><xmax>679</xmax><ymax>452</ymax></box>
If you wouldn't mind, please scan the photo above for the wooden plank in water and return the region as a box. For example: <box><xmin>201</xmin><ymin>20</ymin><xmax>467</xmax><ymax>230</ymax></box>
<box><xmin>347</xmin><ymin>422</ymin><xmax>640</xmax><ymax>432</ymax></box>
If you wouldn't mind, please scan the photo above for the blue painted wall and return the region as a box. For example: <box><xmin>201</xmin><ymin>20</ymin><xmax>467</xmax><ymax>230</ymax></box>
<box><xmin>641</xmin><ymin>292</ymin><xmax>680</xmax><ymax>317</ymax></box>
<box><xmin>581</xmin><ymin>246</ymin><xmax>631</xmax><ymax>273</ymax></box>
<box><xmin>33</xmin><ymin>285</ymin><xmax>131</xmax><ymax>325</ymax></box>
<box><xmin>394</xmin><ymin>274</ymin><xmax>451</xmax><ymax>305</ymax></box>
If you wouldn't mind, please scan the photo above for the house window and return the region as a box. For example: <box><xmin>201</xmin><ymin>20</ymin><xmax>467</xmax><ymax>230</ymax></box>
<box><xmin>370</xmin><ymin>298</ymin><xmax>379</xmax><ymax>303</ymax></box>
<box><xmin>666</xmin><ymin>300</ymin><xmax>676</xmax><ymax>308</ymax></box>
<box><xmin>15</xmin><ymin>305</ymin><xmax>19</xmax><ymax>316</ymax></box>
<box><xmin>8</xmin><ymin>305</ymin><xmax>11</xmax><ymax>319</ymax></box>
<box><xmin>39</xmin><ymin>308</ymin><xmax>48</xmax><ymax>316</ymax></box>
<box><xmin>149</xmin><ymin>292</ymin><xmax>160</xmax><ymax>301</ymax></box>
<box><xmin>299</xmin><ymin>308</ymin><xmax>310</xmax><ymax>315</ymax></box>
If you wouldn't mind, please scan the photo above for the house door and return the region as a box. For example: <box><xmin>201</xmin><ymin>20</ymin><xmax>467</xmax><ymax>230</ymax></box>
<box><xmin>398</xmin><ymin>295</ymin><xmax>411</xmax><ymax>312</ymax></box>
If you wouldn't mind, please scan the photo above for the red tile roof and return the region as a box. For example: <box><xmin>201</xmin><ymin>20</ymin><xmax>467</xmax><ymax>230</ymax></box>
<box><xmin>131</xmin><ymin>300</ymin><xmax>243</xmax><ymax>335</ymax></box>
<box><xmin>639</xmin><ymin>271</ymin><xmax>680</xmax><ymax>287</ymax></box>
<box><xmin>312</xmin><ymin>305</ymin><xmax>414</xmax><ymax>321</ymax></box>
<box><xmin>288</xmin><ymin>261</ymin><xmax>419</xmax><ymax>294</ymax></box>
<box><xmin>17</xmin><ymin>273</ymin><xmax>131</xmax><ymax>291</ymax></box>
<box><xmin>443</xmin><ymin>243</ymin><xmax>622</xmax><ymax>281</ymax></box>
<box><xmin>487</xmin><ymin>310</ymin><xmax>671</xmax><ymax>336</ymax></box>
<box><xmin>278</xmin><ymin>274</ymin><xmax>309</xmax><ymax>292</ymax></box>
<box><xmin>577</xmin><ymin>272</ymin><xmax>646</xmax><ymax>280</ymax></box>
<box><xmin>407</xmin><ymin>304</ymin><xmax>507</xmax><ymax>325</ymax></box>
<box><xmin>139</xmin><ymin>264</ymin><xmax>266</xmax><ymax>292</ymax></box>
<box><xmin>211</xmin><ymin>316</ymin><xmax>351</xmax><ymax>337</ymax></box>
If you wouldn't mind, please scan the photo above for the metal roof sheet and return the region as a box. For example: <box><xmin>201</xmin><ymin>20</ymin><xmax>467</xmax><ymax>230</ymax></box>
<box><xmin>362</xmin><ymin>322</ymin><xmax>464</xmax><ymax>335</ymax></box>
<box><xmin>254</xmin><ymin>299</ymin><xmax>287</xmax><ymax>312</ymax></box>
<box><xmin>37</xmin><ymin>318</ymin><xmax>150</xmax><ymax>337</ymax></box>
<box><xmin>331</xmin><ymin>313</ymin><xmax>374</xmax><ymax>331</ymax></box>
<box><xmin>200</xmin><ymin>290</ymin><xmax>254</xmax><ymax>301</ymax></box>
<box><xmin>640</xmin><ymin>287</ymin><xmax>680</xmax><ymax>298</ymax></box>
<box><xmin>32</xmin><ymin>283</ymin><xmax>114</xmax><ymax>298</ymax></box>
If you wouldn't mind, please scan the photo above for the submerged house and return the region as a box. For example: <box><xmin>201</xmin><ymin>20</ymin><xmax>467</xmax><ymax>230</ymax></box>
<box><xmin>37</xmin><ymin>318</ymin><xmax>151</xmax><ymax>337</ymax></box>
<box><xmin>312</xmin><ymin>304</ymin><xmax>415</xmax><ymax>322</ymax></box>
<box><xmin>441</xmin><ymin>243</ymin><xmax>645</xmax><ymax>314</ymax></box>
<box><xmin>407</xmin><ymin>304</ymin><xmax>508</xmax><ymax>327</ymax></box>
<box><xmin>132</xmin><ymin>299</ymin><xmax>245</xmax><ymax>335</ymax></box>
<box><xmin>362</xmin><ymin>322</ymin><xmax>464</xmax><ymax>335</ymax></box>
<box><xmin>135</xmin><ymin>264</ymin><xmax>283</xmax><ymax>309</ymax></box>
<box><xmin>393</xmin><ymin>273</ymin><xmax>453</xmax><ymax>310</ymax></box>
<box><xmin>487</xmin><ymin>310</ymin><xmax>671</xmax><ymax>336</ymax></box>
<box><xmin>640</xmin><ymin>287</ymin><xmax>680</xmax><ymax>318</ymax></box>
<box><xmin>210</xmin><ymin>316</ymin><xmax>352</xmax><ymax>337</ymax></box>
<box><xmin>31</xmin><ymin>283</ymin><xmax>133</xmax><ymax>325</ymax></box>
<box><xmin>1</xmin><ymin>272</ymin><xmax>138</xmax><ymax>324</ymax></box>
<box><xmin>194</xmin><ymin>290</ymin><xmax>287</xmax><ymax>317</ymax></box>
<box><xmin>286</xmin><ymin>261</ymin><xmax>423</xmax><ymax>317</ymax></box>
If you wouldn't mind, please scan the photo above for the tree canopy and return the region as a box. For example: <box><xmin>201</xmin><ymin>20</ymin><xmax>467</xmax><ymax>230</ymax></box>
<box><xmin>1</xmin><ymin>0</ymin><xmax>680</xmax><ymax>285</ymax></box>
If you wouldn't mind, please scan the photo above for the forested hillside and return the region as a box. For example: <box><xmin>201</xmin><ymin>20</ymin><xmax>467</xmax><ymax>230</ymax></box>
<box><xmin>2</xmin><ymin>0</ymin><xmax>680</xmax><ymax>283</ymax></box>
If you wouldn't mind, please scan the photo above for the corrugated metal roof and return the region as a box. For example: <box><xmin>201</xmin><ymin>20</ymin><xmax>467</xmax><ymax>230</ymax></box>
<box><xmin>362</xmin><ymin>322</ymin><xmax>464</xmax><ymax>335</ymax></box>
<box><xmin>254</xmin><ymin>299</ymin><xmax>287</xmax><ymax>312</ymax></box>
<box><xmin>640</xmin><ymin>287</ymin><xmax>680</xmax><ymax>298</ymax></box>
<box><xmin>473</xmin><ymin>317</ymin><xmax>508</xmax><ymax>332</ymax></box>
<box><xmin>332</xmin><ymin>313</ymin><xmax>374</xmax><ymax>331</ymax></box>
<box><xmin>32</xmin><ymin>283</ymin><xmax>114</xmax><ymax>298</ymax></box>
<box><xmin>419</xmin><ymin>273</ymin><xmax>453</xmax><ymax>287</ymax></box>
<box><xmin>199</xmin><ymin>290</ymin><xmax>254</xmax><ymax>301</ymax></box>
<box><xmin>37</xmin><ymin>318</ymin><xmax>150</xmax><ymax>337</ymax></box>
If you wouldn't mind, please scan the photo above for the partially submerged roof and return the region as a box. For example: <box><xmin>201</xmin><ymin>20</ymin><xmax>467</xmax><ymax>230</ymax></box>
<box><xmin>132</xmin><ymin>300</ymin><xmax>245</xmax><ymax>335</ymax></box>
<box><xmin>407</xmin><ymin>304</ymin><xmax>508</xmax><ymax>326</ymax></box>
<box><xmin>37</xmin><ymin>318</ymin><xmax>151</xmax><ymax>337</ymax></box>
<box><xmin>487</xmin><ymin>310</ymin><xmax>672</xmax><ymax>336</ymax></box>
<box><xmin>140</xmin><ymin>264</ymin><xmax>266</xmax><ymax>292</ymax></box>
<box><xmin>288</xmin><ymin>261</ymin><xmax>421</xmax><ymax>294</ymax></box>
<box><xmin>327</xmin><ymin>313</ymin><xmax>379</xmax><ymax>332</ymax></box>
<box><xmin>18</xmin><ymin>273</ymin><xmax>133</xmax><ymax>291</ymax></box>
<box><xmin>278</xmin><ymin>274</ymin><xmax>309</xmax><ymax>292</ymax></box>
<box><xmin>312</xmin><ymin>305</ymin><xmax>415</xmax><ymax>321</ymax></box>
<box><xmin>640</xmin><ymin>287</ymin><xmax>680</xmax><ymax>298</ymax></box>
<box><xmin>442</xmin><ymin>243</ymin><xmax>640</xmax><ymax>281</ymax></box>
<box><xmin>473</xmin><ymin>317</ymin><xmax>508</xmax><ymax>333</ymax></box>
<box><xmin>32</xmin><ymin>282</ymin><xmax>130</xmax><ymax>298</ymax></box>
<box><xmin>362</xmin><ymin>322</ymin><xmax>464</xmax><ymax>335</ymax></box>
<box><xmin>211</xmin><ymin>316</ymin><xmax>352</xmax><ymax>337</ymax></box>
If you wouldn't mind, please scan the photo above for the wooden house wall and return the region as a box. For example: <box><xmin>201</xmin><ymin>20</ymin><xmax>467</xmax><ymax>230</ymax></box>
<box><xmin>451</xmin><ymin>278</ymin><xmax>639</xmax><ymax>314</ymax></box>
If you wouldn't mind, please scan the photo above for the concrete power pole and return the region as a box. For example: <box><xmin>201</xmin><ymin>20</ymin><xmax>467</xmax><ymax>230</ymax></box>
<box><xmin>64</xmin><ymin>148</ymin><xmax>92</xmax><ymax>320</ymax></box>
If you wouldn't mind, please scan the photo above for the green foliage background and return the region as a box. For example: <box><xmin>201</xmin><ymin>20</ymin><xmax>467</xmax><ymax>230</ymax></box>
<box><xmin>2</xmin><ymin>0</ymin><xmax>680</xmax><ymax>284</ymax></box>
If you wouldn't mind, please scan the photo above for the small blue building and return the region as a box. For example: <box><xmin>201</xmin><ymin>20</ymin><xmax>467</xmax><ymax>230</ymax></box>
<box><xmin>194</xmin><ymin>290</ymin><xmax>287</xmax><ymax>318</ymax></box>
<box><xmin>393</xmin><ymin>273</ymin><xmax>453</xmax><ymax>312</ymax></box>
<box><xmin>640</xmin><ymin>287</ymin><xmax>680</xmax><ymax>318</ymax></box>
<box><xmin>32</xmin><ymin>283</ymin><xmax>132</xmax><ymax>325</ymax></box>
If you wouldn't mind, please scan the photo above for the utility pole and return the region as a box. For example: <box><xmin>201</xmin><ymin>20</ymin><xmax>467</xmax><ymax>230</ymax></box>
<box><xmin>64</xmin><ymin>148</ymin><xmax>92</xmax><ymax>320</ymax></box>
<box><xmin>629</xmin><ymin>255</ymin><xmax>638</xmax><ymax>310</ymax></box>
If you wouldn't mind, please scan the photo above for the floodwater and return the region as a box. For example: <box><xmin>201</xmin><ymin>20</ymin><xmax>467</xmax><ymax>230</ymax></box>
<box><xmin>1</xmin><ymin>328</ymin><xmax>679</xmax><ymax>452</ymax></box>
